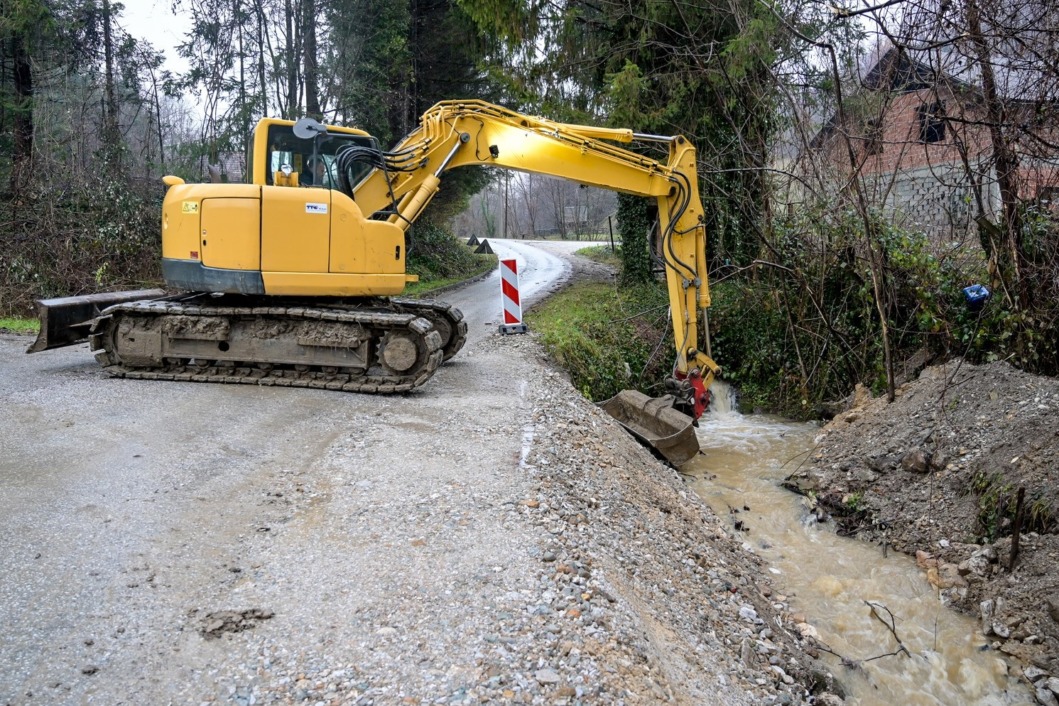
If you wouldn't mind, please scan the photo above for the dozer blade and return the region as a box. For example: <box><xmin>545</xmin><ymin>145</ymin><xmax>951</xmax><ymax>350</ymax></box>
<box><xmin>26</xmin><ymin>289</ymin><xmax>166</xmax><ymax>353</ymax></box>
<box><xmin>599</xmin><ymin>390</ymin><xmax>701</xmax><ymax>466</ymax></box>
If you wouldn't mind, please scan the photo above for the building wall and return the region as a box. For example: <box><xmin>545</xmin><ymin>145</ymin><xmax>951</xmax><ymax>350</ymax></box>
<box><xmin>867</xmin><ymin>162</ymin><xmax>999</xmax><ymax>241</ymax></box>
<box><xmin>856</xmin><ymin>88</ymin><xmax>992</xmax><ymax>176</ymax></box>
<box><xmin>807</xmin><ymin>85</ymin><xmax>1058</xmax><ymax>240</ymax></box>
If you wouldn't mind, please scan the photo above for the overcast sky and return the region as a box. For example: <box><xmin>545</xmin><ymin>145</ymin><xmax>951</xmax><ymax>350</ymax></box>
<box><xmin>120</xmin><ymin>0</ymin><xmax>192</xmax><ymax>75</ymax></box>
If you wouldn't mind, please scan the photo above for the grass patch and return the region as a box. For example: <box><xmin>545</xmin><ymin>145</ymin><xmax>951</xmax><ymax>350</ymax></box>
<box><xmin>575</xmin><ymin>245</ymin><xmax>621</xmax><ymax>268</ymax></box>
<box><xmin>0</xmin><ymin>317</ymin><xmax>39</xmax><ymax>334</ymax></box>
<box><xmin>527</xmin><ymin>280</ymin><xmax>671</xmax><ymax>402</ymax></box>
<box><xmin>967</xmin><ymin>470</ymin><xmax>1055</xmax><ymax>541</ymax></box>
<box><xmin>969</xmin><ymin>471</ymin><xmax>1016</xmax><ymax>542</ymax></box>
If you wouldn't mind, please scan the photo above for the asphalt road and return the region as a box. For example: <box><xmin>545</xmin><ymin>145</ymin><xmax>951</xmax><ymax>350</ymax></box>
<box><xmin>0</xmin><ymin>239</ymin><xmax>593</xmax><ymax>703</ymax></box>
<box><xmin>452</xmin><ymin>238</ymin><xmax>574</xmax><ymax>346</ymax></box>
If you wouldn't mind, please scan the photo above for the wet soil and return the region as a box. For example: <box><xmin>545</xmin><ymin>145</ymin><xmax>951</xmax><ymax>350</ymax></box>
<box><xmin>786</xmin><ymin>360</ymin><xmax>1059</xmax><ymax>688</ymax></box>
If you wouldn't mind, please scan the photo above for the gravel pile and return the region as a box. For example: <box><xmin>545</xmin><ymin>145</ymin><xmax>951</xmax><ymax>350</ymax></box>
<box><xmin>163</xmin><ymin>335</ymin><xmax>829</xmax><ymax>705</ymax></box>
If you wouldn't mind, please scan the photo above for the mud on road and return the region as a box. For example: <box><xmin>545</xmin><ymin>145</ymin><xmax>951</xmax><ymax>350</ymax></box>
<box><xmin>0</xmin><ymin>242</ymin><xmax>831</xmax><ymax>705</ymax></box>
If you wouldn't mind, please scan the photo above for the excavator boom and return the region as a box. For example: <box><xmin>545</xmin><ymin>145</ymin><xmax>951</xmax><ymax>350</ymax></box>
<box><xmin>331</xmin><ymin>101</ymin><xmax>720</xmax><ymax>460</ymax></box>
<box><xmin>345</xmin><ymin>101</ymin><xmax>720</xmax><ymax>415</ymax></box>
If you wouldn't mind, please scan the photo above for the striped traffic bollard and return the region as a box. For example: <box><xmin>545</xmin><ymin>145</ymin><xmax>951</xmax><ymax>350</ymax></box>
<box><xmin>498</xmin><ymin>258</ymin><xmax>528</xmax><ymax>335</ymax></box>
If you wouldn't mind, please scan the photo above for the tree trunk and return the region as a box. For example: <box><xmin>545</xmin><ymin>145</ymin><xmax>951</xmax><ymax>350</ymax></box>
<box><xmin>303</xmin><ymin>0</ymin><xmax>320</xmax><ymax>119</ymax></box>
<box><xmin>8</xmin><ymin>26</ymin><xmax>34</xmax><ymax>196</ymax></box>
<box><xmin>236</xmin><ymin>0</ymin><xmax>249</xmax><ymax>143</ymax></box>
<box><xmin>149</xmin><ymin>68</ymin><xmax>165</xmax><ymax>167</ymax></box>
<box><xmin>964</xmin><ymin>0</ymin><xmax>1027</xmax><ymax>308</ymax></box>
<box><xmin>101</xmin><ymin>0</ymin><xmax>122</xmax><ymax>168</ymax></box>
<box><xmin>284</xmin><ymin>0</ymin><xmax>298</xmax><ymax>117</ymax></box>
<box><xmin>825</xmin><ymin>44</ymin><xmax>896</xmax><ymax>402</ymax></box>
<box><xmin>256</xmin><ymin>0</ymin><xmax>268</xmax><ymax>116</ymax></box>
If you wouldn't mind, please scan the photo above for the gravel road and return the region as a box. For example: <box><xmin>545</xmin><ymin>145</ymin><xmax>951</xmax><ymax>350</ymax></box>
<box><xmin>1</xmin><ymin>241</ymin><xmax>824</xmax><ymax>705</ymax></box>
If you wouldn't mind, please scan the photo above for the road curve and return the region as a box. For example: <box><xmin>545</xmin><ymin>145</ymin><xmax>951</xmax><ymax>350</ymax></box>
<box><xmin>447</xmin><ymin>238</ymin><xmax>575</xmax><ymax>347</ymax></box>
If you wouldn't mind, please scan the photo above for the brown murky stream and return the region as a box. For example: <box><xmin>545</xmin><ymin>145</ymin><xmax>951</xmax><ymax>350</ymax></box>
<box><xmin>686</xmin><ymin>386</ymin><xmax>1035</xmax><ymax>705</ymax></box>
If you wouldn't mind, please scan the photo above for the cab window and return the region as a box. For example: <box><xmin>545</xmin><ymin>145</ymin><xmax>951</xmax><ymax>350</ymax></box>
<box><xmin>264</xmin><ymin>124</ymin><xmax>378</xmax><ymax>189</ymax></box>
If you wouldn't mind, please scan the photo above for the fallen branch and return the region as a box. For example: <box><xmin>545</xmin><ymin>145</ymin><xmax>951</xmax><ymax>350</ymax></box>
<box><xmin>803</xmin><ymin>601</ymin><xmax>913</xmax><ymax>672</ymax></box>
<box><xmin>1010</xmin><ymin>486</ymin><xmax>1026</xmax><ymax>571</ymax></box>
<box><xmin>865</xmin><ymin>601</ymin><xmax>911</xmax><ymax>659</ymax></box>
<box><xmin>810</xmin><ymin>642</ymin><xmax>865</xmax><ymax>672</ymax></box>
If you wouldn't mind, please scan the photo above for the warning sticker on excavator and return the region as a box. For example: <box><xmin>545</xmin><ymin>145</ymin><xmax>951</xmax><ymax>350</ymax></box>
<box><xmin>306</xmin><ymin>203</ymin><xmax>328</xmax><ymax>214</ymax></box>
<box><xmin>182</xmin><ymin>201</ymin><xmax>199</xmax><ymax>214</ymax></box>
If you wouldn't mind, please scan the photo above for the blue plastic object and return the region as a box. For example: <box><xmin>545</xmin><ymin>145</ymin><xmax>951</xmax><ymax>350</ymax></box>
<box><xmin>962</xmin><ymin>284</ymin><xmax>991</xmax><ymax>312</ymax></box>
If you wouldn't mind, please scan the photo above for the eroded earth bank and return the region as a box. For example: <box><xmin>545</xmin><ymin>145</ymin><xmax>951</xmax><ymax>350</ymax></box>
<box><xmin>788</xmin><ymin>360</ymin><xmax>1059</xmax><ymax>704</ymax></box>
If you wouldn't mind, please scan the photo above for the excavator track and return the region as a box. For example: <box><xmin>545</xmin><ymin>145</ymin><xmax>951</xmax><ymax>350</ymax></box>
<box><xmin>87</xmin><ymin>299</ymin><xmax>444</xmax><ymax>394</ymax></box>
<box><xmin>386</xmin><ymin>297</ymin><xmax>467</xmax><ymax>361</ymax></box>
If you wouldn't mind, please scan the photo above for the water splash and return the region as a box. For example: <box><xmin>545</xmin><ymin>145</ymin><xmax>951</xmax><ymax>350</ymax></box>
<box><xmin>707</xmin><ymin>380</ymin><xmax>739</xmax><ymax>415</ymax></box>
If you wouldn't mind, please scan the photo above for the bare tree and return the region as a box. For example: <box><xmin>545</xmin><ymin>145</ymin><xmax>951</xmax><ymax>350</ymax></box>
<box><xmin>303</xmin><ymin>0</ymin><xmax>320</xmax><ymax>119</ymax></box>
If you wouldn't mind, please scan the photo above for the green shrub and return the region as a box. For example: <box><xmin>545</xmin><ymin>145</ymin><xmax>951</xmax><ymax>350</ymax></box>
<box><xmin>709</xmin><ymin>208</ymin><xmax>993</xmax><ymax>416</ymax></box>
<box><xmin>0</xmin><ymin>177</ymin><xmax>161</xmax><ymax>316</ymax></box>
<box><xmin>528</xmin><ymin>281</ymin><xmax>671</xmax><ymax>402</ymax></box>
<box><xmin>406</xmin><ymin>222</ymin><xmax>494</xmax><ymax>286</ymax></box>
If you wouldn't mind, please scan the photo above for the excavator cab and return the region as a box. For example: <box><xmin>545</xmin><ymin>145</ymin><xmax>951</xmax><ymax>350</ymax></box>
<box><xmin>254</xmin><ymin>121</ymin><xmax>378</xmax><ymax>190</ymax></box>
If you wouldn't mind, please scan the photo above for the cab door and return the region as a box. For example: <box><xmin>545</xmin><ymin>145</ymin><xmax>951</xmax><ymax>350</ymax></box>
<box><xmin>260</xmin><ymin>186</ymin><xmax>331</xmax><ymax>273</ymax></box>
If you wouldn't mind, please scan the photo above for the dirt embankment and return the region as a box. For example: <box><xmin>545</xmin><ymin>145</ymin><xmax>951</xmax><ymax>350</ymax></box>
<box><xmin>787</xmin><ymin>360</ymin><xmax>1059</xmax><ymax>698</ymax></box>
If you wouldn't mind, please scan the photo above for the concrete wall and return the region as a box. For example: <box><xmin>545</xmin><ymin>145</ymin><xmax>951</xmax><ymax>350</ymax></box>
<box><xmin>868</xmin><ymin>162</ymin><xmax>1000</xmax><ymax>242</ymax></box>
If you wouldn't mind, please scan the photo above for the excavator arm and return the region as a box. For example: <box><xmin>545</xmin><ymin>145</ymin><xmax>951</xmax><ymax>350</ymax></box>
<box><xmin>341</xmin><ymin>100</ymin><xmax>720</xmax><ymax>417</ymax></box>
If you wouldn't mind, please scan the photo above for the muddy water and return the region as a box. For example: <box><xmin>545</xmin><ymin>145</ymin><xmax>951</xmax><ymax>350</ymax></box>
<box><xmin>687</xmin><ymin>388</ymin><xmax>1035</xmax><ymax>705</ymax></box>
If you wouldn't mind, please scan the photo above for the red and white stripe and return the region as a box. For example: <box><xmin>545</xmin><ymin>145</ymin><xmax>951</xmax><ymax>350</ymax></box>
<box><xmin>499</xmin><ymin>258</ymin><xmax>527</xmax><ymax>333</ymax></box>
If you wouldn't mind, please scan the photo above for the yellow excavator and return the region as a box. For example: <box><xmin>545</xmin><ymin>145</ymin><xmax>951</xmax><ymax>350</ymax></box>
<box><xmin>28</xmin><ymin>100</ymin><xmax>719</xmax><ymax>462</ymax></box>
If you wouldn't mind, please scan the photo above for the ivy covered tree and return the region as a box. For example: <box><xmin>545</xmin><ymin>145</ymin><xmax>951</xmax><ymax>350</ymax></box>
<box><xmin>326</xmin><ymin>0</ymin><xmax>412</xmax><ymax>145</ymax></box>
<box><xmin>325</xmin><ymin>0</ymin><xmax>500</xmax><ymax>223</ymax></box>
<box><xmin>1</xmin><ymin>0</ymin><xmax>48</xmax><ymax>194</ymax></box>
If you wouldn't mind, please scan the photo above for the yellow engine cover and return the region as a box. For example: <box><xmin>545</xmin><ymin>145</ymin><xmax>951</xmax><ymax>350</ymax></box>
<box><xmin>161</xmin><ymin>183</ymin><xmax>410</xmax><ymax>297</ymax></box>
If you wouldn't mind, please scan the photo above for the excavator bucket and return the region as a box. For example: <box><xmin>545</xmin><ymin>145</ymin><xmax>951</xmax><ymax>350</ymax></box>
<box><xmin>599</xmin><ymin>390</ymin><xmax>700</xmax><ymax>466</ymax></box>
<box><xmin>26</xmin><ymin>289</ymin><xmax>166</xmax><ymax>353</ymax></box>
